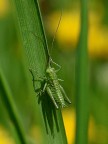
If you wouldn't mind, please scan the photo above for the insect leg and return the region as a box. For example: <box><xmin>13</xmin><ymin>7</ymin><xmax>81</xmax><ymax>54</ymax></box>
<box><xmin>60</xmin><ymin>85</ymin><xmax>71</xmax><ymax>104</ymax></box>
<box><xmin>51</xmin><ymin>59</ymin><xmax>61</xmax><ymax>68</ymax></box>
<box><xmin>29</xmin><ymin>68</ymin><xmax>44</xmax><ymax>95</ymax></box>
<box><xmin>50</xmin><ymin>58</ymin><xmax>61</xmax><ymax>72</ymax></box>
<box><xmin>46</xmin><ymin>87</ymin><xmax>59</xmax><ymax>109</ymax></box>
<box><xmin>29</xmin><ymin>68</ymin><xmax>46</xmax><ymax>80</ymax></box>
<box><xmin>42</xmin><ymin>82</ymin><xmax>47</xmax><ymax>92</ymax></box>
<box><xmin>35</xmin><ymin>88</ymin><xmax>42</xmax><ymax>95</ymax></box>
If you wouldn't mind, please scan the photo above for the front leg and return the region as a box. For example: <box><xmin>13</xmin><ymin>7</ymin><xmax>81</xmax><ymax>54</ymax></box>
<box><xmin>50</xmin><ymin>58</ymin><xmax>61</xmax><ymax>72</ymax></box>
<box><xmin>35</xmin><ymin>88</ymin><xmax>42</xmax><ymax>96</ymax></box>
<box><xmin>29</xmin><ymin>68</ymin><xmax>46</xmax><ymax>89</ymax></box>
<box><xmin>42</xmin><ymin>82</ymin><xmax>47</xmax><ymax>92</ymax></box>
<box><xmin>29</xmin><ymin>68</ymin><xmax>45</xmax><ymax>81</ymax></box>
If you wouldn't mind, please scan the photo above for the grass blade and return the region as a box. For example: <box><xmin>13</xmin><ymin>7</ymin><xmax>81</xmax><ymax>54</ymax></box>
<box><xmin>75</xmin><ymin>0</ymin><xmax>89</xmax><ymax>144</ymax></box>
<box><xmin>0</xmin><ymin>68</ymin><xmax>28</xmax><ymax>144</ymax></box>
<box><xmin>12</xmin><ymin>0</ymin><xmax>68</xmax><ymax>143</ymax></box>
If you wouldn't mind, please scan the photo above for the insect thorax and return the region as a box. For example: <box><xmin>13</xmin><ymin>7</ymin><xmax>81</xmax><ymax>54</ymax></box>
<box><xmin>46</xmin><ymin>66</ymin><xmax>57</xmax><ymax>80</ymax></box>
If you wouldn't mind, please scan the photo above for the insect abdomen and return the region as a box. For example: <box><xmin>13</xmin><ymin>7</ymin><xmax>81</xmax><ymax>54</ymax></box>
<box><xmin>47</xmin><ymin>68</ymin><xmax>66</xmax><ymax>108</ymax></box>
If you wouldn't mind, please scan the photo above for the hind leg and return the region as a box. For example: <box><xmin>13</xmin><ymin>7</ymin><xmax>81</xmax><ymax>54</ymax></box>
<box><xmin>60</xmin><ymin>85</ymin><xmax>71</xmax><ymax>104</ymax></box>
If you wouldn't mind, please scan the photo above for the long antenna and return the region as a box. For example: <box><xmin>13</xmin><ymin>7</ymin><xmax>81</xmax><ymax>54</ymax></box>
<box><xmin>30</xmin><ymin>31</ymin><xmax>44</xmax><ymax>45</ymax></box>
<box><xmin>50</xmin><ymin>9</ymin><xmax>63</xmax><ymax>55</ymax></box>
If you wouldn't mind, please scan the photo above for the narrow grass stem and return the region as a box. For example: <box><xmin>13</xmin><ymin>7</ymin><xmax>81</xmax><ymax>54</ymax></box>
<box><xmin>0</xmin><ymin>68</ymin><xmax>28</xmax><ymax>144</ymax></box>
<box><xmin>75</xmin><ymin>0</ymin><xmax>89</xmax><ymax>144</ymax></box>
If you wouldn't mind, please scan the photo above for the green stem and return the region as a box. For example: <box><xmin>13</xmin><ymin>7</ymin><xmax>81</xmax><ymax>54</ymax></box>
<box><xmin>0</xmin><ymin>68</ymin><xmax>28</xmax><ymax>144</ymax></box>
<box><xmin>75</xmin><ymin>0</ymin><xmax>89</xmax><ymax>144</ymax></box>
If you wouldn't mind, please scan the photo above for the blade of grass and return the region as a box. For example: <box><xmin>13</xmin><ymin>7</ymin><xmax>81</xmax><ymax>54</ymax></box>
<box><xmin>11</xmin><ymin>0</ymin><xmax>68</xmax><ymax>143</ymax></box>
<box><xmin>0</xmin><ymin>11</ymin><xmax>40</xmax><ymax>136</ymax></box>
<box><xmin>75</xmin><ymin>0</ymin><xmax>89</xmax><ymax>144</ymax></box>
<box><xmin>0</xmin><ymin>90</ymin><xmax>21</xmax><ymax>144</ymax></box>
<box><xmin>0</xmin><ymin>68</ymin><xmax>28</xmax><ymax>144</ymax></box>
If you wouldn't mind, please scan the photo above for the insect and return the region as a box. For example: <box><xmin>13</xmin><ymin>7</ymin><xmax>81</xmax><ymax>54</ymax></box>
<box><xmin>29</xmin><ymin>59</ymin><xmax>71</xmax><ymax>109</ymax></box>
<box><xmin>29</xmin><ymin>11</ymin><xmax>71</xmax><ymax>109</ymax></box>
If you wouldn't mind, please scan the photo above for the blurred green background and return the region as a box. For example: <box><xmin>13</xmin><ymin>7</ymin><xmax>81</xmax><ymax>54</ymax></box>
<box><xmin>0</xmin><ymin>0</ymin><xmax>108</xmax><ymax>144</ymax></box>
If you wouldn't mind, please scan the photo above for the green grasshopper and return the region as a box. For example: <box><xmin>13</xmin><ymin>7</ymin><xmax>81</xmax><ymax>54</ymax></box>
<box><xmin>29</xmin><ymin>11</ymin><xmax>71</xmax><ymax>109</ymax></box>
<box><xmin>29</xmin><ymin>57</ymin><xmax>71</xmax><ymax>109</ymax></box>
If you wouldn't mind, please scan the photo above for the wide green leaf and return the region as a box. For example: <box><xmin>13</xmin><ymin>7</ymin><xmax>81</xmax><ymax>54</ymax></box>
<box><xmin>12</xmin><ymin>0</ymin><xmax>68</xmax><ymax>143</ymax></box>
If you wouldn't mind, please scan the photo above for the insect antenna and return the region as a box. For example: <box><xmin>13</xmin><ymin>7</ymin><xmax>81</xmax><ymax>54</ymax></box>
<box><xmin>30</xmin><ymin>31</ymin><xmax>45</xmax><ymax>45</ymax></box>
<box><xmin>50</xmin><ymin>9</ymin><xmax>63</xmax><ymax>59</ymax></box>
<box><xmin>29</xmin><ymin>31</ymin><xmax>50</xmax><ymax>65</ymax></box>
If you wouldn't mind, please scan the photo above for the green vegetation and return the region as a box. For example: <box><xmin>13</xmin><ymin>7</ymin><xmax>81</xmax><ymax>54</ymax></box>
<box><xmin>1</xmin><ymin>0</ymin><xmax>108</xmax><ymax>144</ymax></box>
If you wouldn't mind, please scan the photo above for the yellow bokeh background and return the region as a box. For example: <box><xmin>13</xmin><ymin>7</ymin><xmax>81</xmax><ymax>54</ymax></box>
<box><xmin>47</xmin><ymin>4</ymin><xmax>108</xmax><ymax>59</ymax></box>
<box><xmin>0</xmin><ymin>126</ymin><xmax>15</xmax><ymax>144</ymax></box>
<box><xmin>0</xmin><ymin>0</ymin><xmax>10</xmax><ymax>18</ymax></box>
<box><xmin>0</xmin><ymin>0</ymin><xmax>108</xmax><ymax>144</ymax></box>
